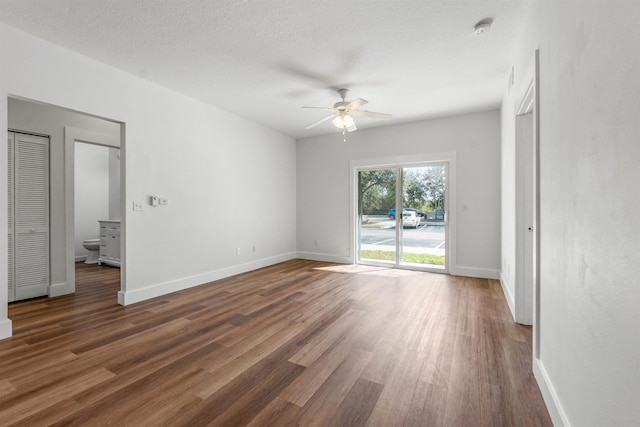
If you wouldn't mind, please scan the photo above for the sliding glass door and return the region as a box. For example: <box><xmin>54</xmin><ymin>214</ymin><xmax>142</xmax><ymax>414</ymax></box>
<box><xmin>399</xmin><ymin>165</ymin><xmax>446</xmax><ymax>269</ymax></box>
<box><xmin>357</xmin><ymin>169</ymin><xmax>397</xmax><ymax>265</ymax></box>
<box><xmin>357</xmin><ymin>163</ymin><xmax>448</xmax><ymax>272</ymax></box>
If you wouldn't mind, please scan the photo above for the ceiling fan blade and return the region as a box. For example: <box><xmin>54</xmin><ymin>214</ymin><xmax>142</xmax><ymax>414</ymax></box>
<box><xmin>305</xmin><ymin>114</ymin><xmax>337</xmax><ymax>129</ymax></box>
<box><xmin>302</xmin><ymin>106</ymin><xmax>337</xmax><ymax>111</ymax></box>
<box><xmin>350</xmin><ymin>109</ymin><xmax>392</xmax><ymax>120</ymax></box>
<box><xmin>345</xmin><ymin>98</ymin><xmax>368</xmax><ymax>110</ymax></box>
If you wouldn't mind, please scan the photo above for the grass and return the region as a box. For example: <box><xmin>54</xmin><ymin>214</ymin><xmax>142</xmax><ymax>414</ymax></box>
<box><xmin>360</xmin><ymin>250</ymin><xmax>445</xmax><ymax>266</ymax></box>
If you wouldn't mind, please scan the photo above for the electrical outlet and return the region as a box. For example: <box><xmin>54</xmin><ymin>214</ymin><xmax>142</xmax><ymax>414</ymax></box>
<box><xmin>236</xmin><ymin>248</ymin><xmax>241</xmax><ymax>256</ymax></box>
<box><xmin>133</xmin><ymin>201</ymin><xmax>143</xmax><ymax>211</ymax></box>
<box><xmin>159</xmin><ymin>198</ymin><xmax>168</xmax><ymax>206</ymax></box>
<box><xmin>314</xmin><ymin>239</ymin><xmax>318</xmax><ymax>246</ymax></box>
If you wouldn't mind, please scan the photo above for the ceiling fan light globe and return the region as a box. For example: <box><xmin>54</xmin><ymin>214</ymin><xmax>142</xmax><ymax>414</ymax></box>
<box><xmin>332</xmin><ymin>114</ymin><xmax>354</xmax><ymax>130</ymax></box>
<box><xmin>343</xmin><ymin>115</ymin><xmax>355</xmax><ymax>128</ymax></box>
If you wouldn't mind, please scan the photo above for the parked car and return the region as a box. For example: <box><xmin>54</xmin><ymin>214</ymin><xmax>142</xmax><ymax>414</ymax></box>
<box><xmin>405</xmin><ymin>208</ymin><xmax>426</xmax><ymax>218</ymax></box>
<box><xmin>388</xmin><ymin>207</ymin><xmax>425</xmax><ymax>220</ymax></box>
<box><xmin>402</xmin><ymin>210</ymin><xmax>421</xmax><ymax>228</ymax></box>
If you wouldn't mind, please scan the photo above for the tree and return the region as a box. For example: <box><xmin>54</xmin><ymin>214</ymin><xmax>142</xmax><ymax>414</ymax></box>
<box><xmin>403</xmin><ymin>166</ymin><xmax>446</xmax><ymax>212</ymax></box>
<box><xmin>358</xmin><ymin>167</ymin><xmax>445</xmax><ymax>216</ymax></box>
<box><xmin>358</xmin><ymin>170</ymin><xmax>396</xmax><ymax>215</ymax></box>
<box><xmin>418</xmin><ymin>166</ymin><xmax>446</xmax><ymax>211</ymax></box>
<box><xmin>404</xmin><ymin>175</ymin><xmax>426</xmax><ymax>209</ymax></box>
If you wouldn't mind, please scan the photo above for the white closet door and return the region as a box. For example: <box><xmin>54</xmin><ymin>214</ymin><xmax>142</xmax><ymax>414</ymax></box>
<box><xmin>7</xmin><ymin>132</ymin><xmax>15</xmax><ymax>302</ymax></box>
<box><xmin>14</xmin><ymin>132</ymin><xmax>49</xmax><ymax>300</ymax></box>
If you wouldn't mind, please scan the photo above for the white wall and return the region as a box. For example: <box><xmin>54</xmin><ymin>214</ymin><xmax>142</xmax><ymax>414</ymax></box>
<box><xmin>7</xmin><ymin>98</ymin><xmax>120</xmax><ymax>286</ymax></box>
<box><xmin>109</xmin><ymin>148</ymin><xmax>120</xmax><ymax>220</ymax></box>
<box><xmin>0</xmin><ymin>23</ymin><xmax>297</xmax><ymax>336</ymax></box>
<box><xmin>296</xmin><ymin>110</ymin><xmax>501</xmax><ymax>278</ymax></box>
<box><xmin>74</xmin><ymin>142</ymin><xmax>111</xmax><ymax>259</ymax></box>
<box><xmin>502</xmin><ymin>2</ymin><xmax>640</xmax><ymax>425</ymax></box>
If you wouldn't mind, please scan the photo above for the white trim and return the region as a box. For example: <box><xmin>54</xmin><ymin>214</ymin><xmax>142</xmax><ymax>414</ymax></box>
<box><xmin>64</xmin><ymin>126</ymin><xmax>121</xmax><ymax>299</ymax></box>
<box><xmin>296</xmin><ymin>251</ymin><xmax>351</xmax><ymax>264</ymax></box>
<box><xmin>75</xmin><ymin>255</ymin><xmax>87</xmax><ymax>262</ymax></box>
<box><xmin>533</xmin><ymin>358</ymin><xmax>570</xmax><ymax>427</ymax></box>
<box><xmin>517</xmin><ymin>81</ymin><xmax>535</xmax><ymax>115</ymax></box>
<box><xmin>49</xmin><ymin>281</ymin><xmax>73</xmax><ymax>297</ymax></box>
<box><xmin>0</xmin><ymin>318</ymin><xmax>12</xmax><ymax>340</ymax></box>
<box><xmin>500</xmin><ymin>272</ymin><xmax>516</xmax><ymax>320</ymax></box>
<box><xmin>117</xmin><ymin>252</ymin><xmax>296</xmax><ymax>306</ymax></box>
<box><xmin>450</xmin><ymin>266</ymin><xmax>499</xmax><ymax>280</ymax></box>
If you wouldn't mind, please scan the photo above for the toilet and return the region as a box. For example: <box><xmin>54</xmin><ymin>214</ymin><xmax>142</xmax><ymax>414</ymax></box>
<box><xmin>82</xmin><ymin>238</ymin><xmax>100</xmax><ymax>264</ymax></box>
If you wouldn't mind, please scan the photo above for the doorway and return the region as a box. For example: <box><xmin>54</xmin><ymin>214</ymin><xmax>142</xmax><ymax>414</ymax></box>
<box><xmin>7</xmin><ymin>97</ymin><xmax>124</xmax><ymax>302</ymax></box>
<box><xmin>355</xmin><ymin>160</ymin><xmax>451</xmax><ymax>273</ymax></box>
<box><xmin>400</xmin><ymin>165</ymin><xmax>447</xmax><ymax>269</ymax></box>
<box><xmin>73</xmin><ymin>140</ymin><xmax>120</xmax><ymax>286</ymax></box>
<box><xmin>65</xmin><ymin>126</ymin><xmax>121</xmax><ymax>296</ymax></box>
<box><xmin>513</xmin><ymin>50</ymin><xmax>540</xmax><ymax>361</ymax></box>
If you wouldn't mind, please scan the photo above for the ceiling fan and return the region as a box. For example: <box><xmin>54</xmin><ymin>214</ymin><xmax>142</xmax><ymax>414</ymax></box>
<box><xmin>302</xmin><ymin>88</ymin><xmax>392</xmax><ymax>133</ymax></box>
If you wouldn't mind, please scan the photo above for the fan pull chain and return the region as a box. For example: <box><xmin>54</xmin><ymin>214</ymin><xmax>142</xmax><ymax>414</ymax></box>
<box><xmin>343</xmin><ymin>128</ymin><xmax>347</xmax><ymax>143</ymax></box>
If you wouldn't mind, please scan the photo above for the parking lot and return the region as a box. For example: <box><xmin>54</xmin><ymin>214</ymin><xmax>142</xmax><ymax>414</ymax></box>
<box><xmin>359</xmin><ymin>216</ymin><xmax>445</xmax><ymax>255</ymax></box>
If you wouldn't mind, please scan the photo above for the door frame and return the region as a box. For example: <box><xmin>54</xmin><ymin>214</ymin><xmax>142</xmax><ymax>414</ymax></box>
<box><xmin>514</xmin><ymin>50</ymin><xmax>540</xmax><ymax>351</ymax></box>
<box><xmin>349</xmin><ymin>152</ymin><xmax>457</xmax><ymax>273</ymax></box>
<box><xmin>62</xmin><ymin>126</ymin><xmax>121</xmax><ymax>296</ymax></box>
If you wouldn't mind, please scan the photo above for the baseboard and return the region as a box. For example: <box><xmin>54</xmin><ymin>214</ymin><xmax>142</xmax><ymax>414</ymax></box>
<box><xmin>499</xmin><ymin>272</ymin><xmax>516</xmax><ymax>321</ymax></box>
<box><xmin>451</xmin><ymin>265</ymin><xmax>500</xmax><ymax>280</ymax></box>
<box><xmin>296</xmin><ymin>251</ymin><xmax>352</xmax><ymax>264</ymax></box>
<box><xmin>75</xmin><ymin>255</ymin><xmax>87</xmax><ymax>262</ymax></box>
<box><xmin>0</xmin><ymin>318</ymin><xmax>12</xmax><ymax>340</ymax></box>
<box><xmin>296</xmin><ymin>254</ymin><xmax>501</xmax><ymax>280</ymax></box>
<box><xmin>533</xmin><ymin>357</ymin><xmax>570</xmax><ymax>427</ymax></box>
<box><xmin>118</xmin><ymin>252</ymin><xmax>297</xmax><ymax>306</ymax></box>
<box><xmin>49</xmin><ymin>281</ymin><xmax>74</xmax><ymax>297</ymax></box>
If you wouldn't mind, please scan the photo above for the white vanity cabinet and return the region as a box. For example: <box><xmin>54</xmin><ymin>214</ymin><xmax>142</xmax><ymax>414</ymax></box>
<box><xmin>98</xmin><ymin>220</ymin><xmax>121</xmax><ymax>267</ymax></box>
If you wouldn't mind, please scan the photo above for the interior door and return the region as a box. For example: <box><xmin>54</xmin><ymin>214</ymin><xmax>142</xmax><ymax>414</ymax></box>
<box><xmin>8</xmin><ymin>133</ymin><xmax>15</xmax><ymax>302</ymax></box>
<box><xmin>516</xmin><ymin>113</ymin><xmax>534</xmax><ymax>324</ymax></box>
<box><xmin>10</xmin><ymin>132</ymin><xmax>50</xmax><ymax>301</ymax></box>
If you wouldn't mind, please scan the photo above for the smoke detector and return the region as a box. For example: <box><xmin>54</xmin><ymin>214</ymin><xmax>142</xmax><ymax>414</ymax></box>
<box><xmin>474</xmin><ymin>18</ymin><xmax>493</xmax><ymax>35</ymax></box>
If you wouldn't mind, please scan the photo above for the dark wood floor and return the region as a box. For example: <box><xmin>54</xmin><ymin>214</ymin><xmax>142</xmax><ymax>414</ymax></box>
<box><xmin>0</xmin><ymin>260</ymin><xmax>552</xmax><ymax>426</ymax></box>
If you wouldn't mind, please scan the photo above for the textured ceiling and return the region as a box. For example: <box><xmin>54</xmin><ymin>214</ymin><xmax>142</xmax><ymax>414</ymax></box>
<box><xmin>0</xmin><ymin>0</ymin><xmax>527</xmax><ymax>138</ymax></box>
